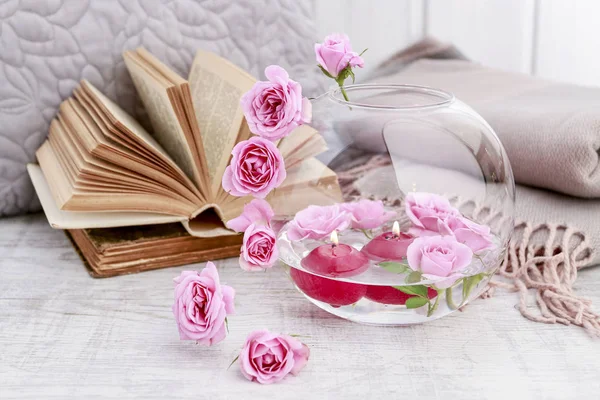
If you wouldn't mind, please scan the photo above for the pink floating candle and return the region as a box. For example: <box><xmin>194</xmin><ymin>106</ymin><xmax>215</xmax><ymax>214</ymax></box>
<box><xmin>361</xmin><ymin>221</ymin><xmax>414</xmax><ymax>262</ymax></box>
<box><xmin>301</xmin><ymin>231</ymin><xmax>369</xmax><ymax>277</ymax></box>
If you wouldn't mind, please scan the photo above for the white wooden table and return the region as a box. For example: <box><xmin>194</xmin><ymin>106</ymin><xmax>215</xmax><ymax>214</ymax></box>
<box><xmin>1</xmin><ymin>214</ymin><xmax>599</xmax><ymax>400</ymax></box>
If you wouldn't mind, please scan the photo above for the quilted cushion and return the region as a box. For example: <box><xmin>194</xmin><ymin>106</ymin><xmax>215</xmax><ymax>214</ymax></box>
<box><xmin>0</xmin><ymin>0</ymin><xmax>320</xmax><ymax>216</ymax></box>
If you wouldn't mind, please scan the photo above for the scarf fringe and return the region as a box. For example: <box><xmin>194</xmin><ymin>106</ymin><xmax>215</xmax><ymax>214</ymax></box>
<box><xmin>455</xmin><ymin>196</ymin><xmax>599</xmax><ymax>337</ymax></box>
<box><xmin>490</xmin><ymin>221</ymin><xmax>600</xmax><ymax>337</ymax></box>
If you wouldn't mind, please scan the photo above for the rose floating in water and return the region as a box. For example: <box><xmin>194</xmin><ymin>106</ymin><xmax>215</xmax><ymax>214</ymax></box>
<box><xmin>447</xmin><ymin>216</ymin><xmax>494</xmax><ymax>252</ymax></box>
<box><xmin>315</xmin><ymin>33</ymin><xmax>366</xmax><ymax>101</ymax></box>
<box><xmin>286</xmin><ymin>204</ymin><xmax>350</xmax><ymax>241</ymax></box>
<box><xmin>221</xmin><ymin>136</ymin><xmax>286</xmax><ymax>198</ymax></box>
<box><xmin>240</xmin><ymin>65</ymin><xmax>311</xmax><ymax>141</ymax></box>
<box><xmin>238</xmin><ymin>329</ymin><xmax>310</xmax><ymax>384</ymax></box>
<box><xmin>172</xmin><ymin>262</ymin><xmax>235</xmax><ymax>345</ymax></box>
<box><xmin>341</xmin><ymin>199</ymin><xmax>396</xmax><ymax>230</ymax></box>
<box><xmin>406</xmin><ymin>192</ymin><xmax>494</xmax><ymax>253</ymax></box>
<box><xmin>406</xmin><ymin>235</ymin><xmax>473</xmax><ymax>289</ymax></box>
<box><xmin>405</xmin><ymin>192</ymin><xmax>461</xmax><ymax>235</ymax></box>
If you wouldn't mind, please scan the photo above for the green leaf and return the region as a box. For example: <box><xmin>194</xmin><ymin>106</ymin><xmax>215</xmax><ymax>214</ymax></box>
<box><xmin>336</xmin><ymin>66</ymin><xmax>353</xmax><ymax>86</ymax></box>
<box><xmin>405</xmin><ymin>296</ymin><xmax>429</xmax><ymax>309</ymax></box>
<box><xmin>461</xmin><ymin>273</ymin><xmax>486</xmax><ymax>304</ymax></box>
<box><xmin>378</xmin><ymin>261</ymin><xmax>409</xmax><ymax>274</ymax></box>
<box><xmin>393</xmin><ymin>284</ymin><xmax>428</xmax><ymax>298</ymax></box>
<box><xmin>348</xmin><ymin>68</ymin><xmax>356</xmax><ymax>84</ymax></box>
<box><xmin>225</xmin><ymin>317</ymin><xmax>229</xmax><ymax>334</ymax></box>
<box><xmin>405</xmin><ymin>271</ymin><xmax>422</xmax><ymax>284</ymax></box>
<box><xmin>360</xmin><ymin>229</ymin><xmax>373</xmax><ymax>239</ymax></box>
<box><xmin>358</xmin><ymin>48</ymin><xmax>369</xmax><ymax>57</ymax></box>
<box><xmin>446</xmin><ymin>287</ymin><xmax>458</xmax><ymax>310</ymax></box>
<box><xmin>317</xmin><ymin>65</ymin><xmax>334</xmax><ymax>79</ymax></box>
<box><xmin>427</xmin><ymin>291</ymin><xmax>442</xmax><ymax>317</ymax></box>
<box><xmin>227</xmin><ymin>354</ymin><xmax>240</xmax><ymax>370</ymax></box>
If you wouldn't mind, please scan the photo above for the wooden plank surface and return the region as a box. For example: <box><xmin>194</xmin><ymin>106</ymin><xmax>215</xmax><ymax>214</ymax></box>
<box><xmin>1</xmin><ymin>214</ymin><xmax>599</xmax><ymax>399</ymax></box>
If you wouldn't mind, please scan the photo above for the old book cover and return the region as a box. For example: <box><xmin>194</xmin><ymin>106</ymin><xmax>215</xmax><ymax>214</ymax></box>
<box><xmin>67</xmin><ymin>224</ymin><xmax>242</xmax><ymax>278</ymax></box>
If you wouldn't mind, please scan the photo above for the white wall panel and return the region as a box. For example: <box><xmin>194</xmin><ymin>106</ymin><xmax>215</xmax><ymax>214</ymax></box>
<box><xmin>315</xmin><ymin>0</ymin><xmax>424</xmax><ymax>76</ymax></box>
<box><xmin>314</xmin><ymin>0</ymin><xmax>600</xmax><ymax>87</ymax></box>
<box><xmin>535</xmin><ymin>0</ymin><xmax>600</xmax><ymax>87</ymax></box>
<box><xmin>425</xmin><ymin>0</ymin><xmax>536</xmax><ymax>73</ymax></box>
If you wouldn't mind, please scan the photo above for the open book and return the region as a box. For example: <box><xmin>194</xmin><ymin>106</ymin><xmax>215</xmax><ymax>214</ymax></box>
<box><xmin>29</xmin><ymin>48</ymin><xmax>342</xmax><ymax>243</ymax></box>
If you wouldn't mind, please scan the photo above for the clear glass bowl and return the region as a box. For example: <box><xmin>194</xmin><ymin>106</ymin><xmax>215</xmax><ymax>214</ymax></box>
<box><xmin>277</xmin><ymin>84</ymin><xmax>515</xmax><ymax>325</ymax></box>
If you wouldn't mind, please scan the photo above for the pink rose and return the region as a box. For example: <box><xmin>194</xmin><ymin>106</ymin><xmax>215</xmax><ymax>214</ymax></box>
<box><xmin>172</xmin><ymin>262</ymin><xmax>235</xmax><ymax>345</ymax></box>
<box><xmin>407</xmin><ymin>236</ymin><xmax>473</xmax><ymax>289</ymax></box>
<box><xmin>240</xmin><ymin>329</ymin><xmax>310</xmax><ymax>384</ymax></box>
<box><xmin>222</xmin><ymin>136</ymin><xmax>286</xmax><ymax>198</ymax></box>
<box><xmin>341</xmin><ymin>199</ymin><xmax>396</xmax><ymax>230</ymax></box>
<box><xmin>315</xmin><ymin>33</ymin><xmax>365</xmax><ymax>78</ymax></box>
<box><xmin>447</xmin><ymin>216</ymin><xmax>494</xmax><ymax>253</ymax></box>
<box><xmin>405</xmin><ymin>192</ymin><xmax>460</xmax><ymax>234</ymax></box>
<box><xmin>226</xmin><ymin>199</ymin><xmax>274</xmax><ymax>232</ymax></box>
<box><xmin>240</xmin><ymin>65</ymin><xmax>311</xmax><ymax>141</ymax></box>
<box><xmin>287</xmin><ymin>204</ymin><xmax>350</xmax><ymax>241</ymax></box>
<box><xmin>240</xmin><ymin>224</ymin><xmax>278</xmax><ymax>271</ymax></box>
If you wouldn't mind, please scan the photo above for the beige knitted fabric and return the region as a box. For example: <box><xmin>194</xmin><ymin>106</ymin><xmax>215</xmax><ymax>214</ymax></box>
<box><xmin>370</xmin><ymin>58</ymin><xmax>600</xmax><ymax>198</ymax></box>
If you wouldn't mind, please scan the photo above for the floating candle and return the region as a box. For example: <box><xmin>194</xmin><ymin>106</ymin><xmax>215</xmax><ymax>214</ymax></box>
<box><xmin>301</xmin><ymin>231</ymin><xmax>369</xmax><ymax>277</ymax></box>
<box><xmin>365</xmin><ymin>285</ymin><xmax>437</xmax><ymax>305</ymax></box>
<box><xmin>361</xmin><ymin>221</ymin><xmax>415</xmax><ymax>261</ymax></box>
<box><xmin>290</xmin><ymin>268</ymin><xmax>367</xmax><ymax>307</ymax></box>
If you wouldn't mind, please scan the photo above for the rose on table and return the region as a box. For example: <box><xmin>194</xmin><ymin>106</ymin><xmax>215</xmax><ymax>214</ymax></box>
<box><xmin>172</xmin><ymin>262</ymin><xmax>310</xmax><ymax>384</ymax></box>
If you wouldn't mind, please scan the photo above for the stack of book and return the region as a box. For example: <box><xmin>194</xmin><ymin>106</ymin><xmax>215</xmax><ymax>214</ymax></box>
<box><xmin>29</xmin><ymin>48</ymin><xmax>342</xmax><ymax>277</ymax></box>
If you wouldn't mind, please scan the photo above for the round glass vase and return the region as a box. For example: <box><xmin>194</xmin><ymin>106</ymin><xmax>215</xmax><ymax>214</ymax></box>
<box><xmin>277</xmin><ymin>84</ymin><xmax>515</xmax><ymax>325</ymax></box>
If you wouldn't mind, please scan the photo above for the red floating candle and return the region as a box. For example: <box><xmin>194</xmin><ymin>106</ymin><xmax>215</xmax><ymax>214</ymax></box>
<box><xmin>365</xmin><ymin>285</ymin><xmax>437</xmax><ymax>305</ymax></box>
<box><xmin>361</xmin><ymin>221</ymin><xmax>414</xmax><ymax>262</ymax></box>
<box><xmin>290</xmin><ymin>268</ymin><xmax>367</xmax><ymax>307</ymax></box>
<box><xmin>301</xmin><ymin>231</ymin><xmax>369</xmax><ymax>278</ymax></box>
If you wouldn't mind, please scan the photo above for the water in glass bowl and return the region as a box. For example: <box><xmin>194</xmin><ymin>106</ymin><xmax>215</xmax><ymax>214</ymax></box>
<box><xmin>278</xmin><ymin>219</ymin><xmax>503</xmax><ymax>325</ymax></box>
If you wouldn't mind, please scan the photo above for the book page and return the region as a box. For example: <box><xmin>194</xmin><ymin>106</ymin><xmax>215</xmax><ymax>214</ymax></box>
<box><xmin>83</xmin><ymin>81</ymin><xmax>174</xmax><ymax>163</ymax></box>
<box><xmin>277</xmin><ymin>124</ymin><xmax>328</xmax><ymax>168</ymax></box>
<box><xmin>28</xmin><ymin>164</ymin><xmax>186</xmax><ymax>229</ymax></box>
<box><xmin>124</xmin><ymin>52</ymin><xmax>202</xmax><ymax>188</ymax></box>
<box><xmin>188</xmin><ymin>50</ymin><xmax>256</xmax><ymax>196</ymax></box>
<box><xmin>132</xmin><ymin>49</ymin><xmax>211</xmax><ymax>196</ymax></box>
